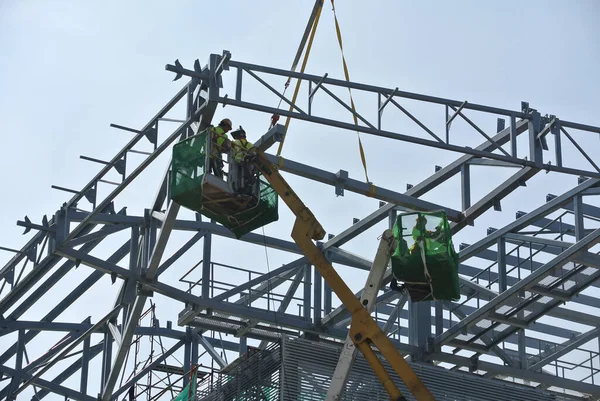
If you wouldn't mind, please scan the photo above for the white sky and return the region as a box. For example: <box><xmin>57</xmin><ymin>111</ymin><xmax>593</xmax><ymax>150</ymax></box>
<box><xmin>1</xmin><ymin>0</ymin><xmax>599</xmax><ymax>399</ymax></box>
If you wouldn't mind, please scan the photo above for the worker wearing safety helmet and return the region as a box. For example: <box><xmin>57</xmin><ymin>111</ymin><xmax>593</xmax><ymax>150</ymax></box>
<box><xmin>208</xmin><ymin>118</ymin><xmax>232</xmax><ymax>179</ymax></box>
<box><xmin>230</xmin><ymin>127</ymin><xmax>256</xmax><ymax>195</ymax></box>
<box><xmin>232</xmin><ymin>127</ymin><xmax>254</xmax><ymax>163</ymax></box>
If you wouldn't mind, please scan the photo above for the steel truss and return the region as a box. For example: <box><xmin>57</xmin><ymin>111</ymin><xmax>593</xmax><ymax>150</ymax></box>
<box><xmin>1</xmin><ymin>50</ymin><xmax>600</xmax><ymax>400</ymax></box>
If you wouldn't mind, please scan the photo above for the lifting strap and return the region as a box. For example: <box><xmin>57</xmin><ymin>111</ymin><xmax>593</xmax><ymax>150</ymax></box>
<box><xmin>329</xmin><ymin>0</ymin><xmax>370</xmax><ymax>183</ymax></box>
<box><xmin>276</xmin><ymin>1</ymin><xmax>324</xmax><ymax>157</ymax></box>
<box><xmin>419</xmin><ymin>239</ymin><xmax>436</xmax><ymax>301</ymax></box>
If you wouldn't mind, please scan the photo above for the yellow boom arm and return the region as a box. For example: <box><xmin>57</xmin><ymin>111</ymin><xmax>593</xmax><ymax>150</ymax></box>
<box><xmin>253</xmin><ymin>151</ymin><xmax>435</xmax><ymax>401</ymax></box>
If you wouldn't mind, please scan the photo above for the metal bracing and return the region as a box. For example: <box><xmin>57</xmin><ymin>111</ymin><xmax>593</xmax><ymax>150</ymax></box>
<box><xmin>436</xmin><ymin>228</ymin><xmax>600</xmax><ymax>344</ymax></box>
<box><xmin>529</xmin><ymin>327</ymin><xmax>600</xmax><ymax>372</ymax></box>
<box><xmin>101</xmin><ymin>85</ymin><xmax>215</xmax><ymax>400</ymax></box>
<box><xmin>223</xmin><ymin>59</ymin><xmax>599</xmax><ymax>178</ymax></box>
<box><xmin>10</xmin><ymin>306</ymin><xmax>122</xmax><ymax>398</ymax></box>
<box><xmin>2</xmin><ymin>51</ymin><xmax>600</xmax><ymax>400</ymax></box>
<box><xmin>263</xmin><ymin>154</ymin><xmax>463</xmax><ymax>221</ymax></box>
<box><xmin>29</xmin><ymin>213</ymin><xmax>590</xmax><ymax>348</ymax></box>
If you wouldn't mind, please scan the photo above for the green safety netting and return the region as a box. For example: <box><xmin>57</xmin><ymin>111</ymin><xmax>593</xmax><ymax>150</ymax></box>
<box><xmin>391</xmin><ymin>211</ymin><xmax>460</xmax><ymax>302</ymax></box>
<box><xmin>170</xmin><ymin>131</ymin><xmax>208</xmax><ymax>209</ymax></box>
<box><xmin>171</xmin><ymin>370</ymin><xmax>197</xmax><ymax>401</ymax></box>
<box><xmin>170</xmin><ymin>129</ymin><xmax>279</xmax><ymax>239</ymax></box>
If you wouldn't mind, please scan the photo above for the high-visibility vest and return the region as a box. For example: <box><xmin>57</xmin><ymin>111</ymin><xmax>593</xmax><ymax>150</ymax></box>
<box><xmin>210</xmin><ymin>126</ymin><xmax>228</xmax><ymax>154</ymax></box>
<box><xmin>233</xmin><ymin>138</ymin><xmax>254</xmax><ymax>162</ymax></box>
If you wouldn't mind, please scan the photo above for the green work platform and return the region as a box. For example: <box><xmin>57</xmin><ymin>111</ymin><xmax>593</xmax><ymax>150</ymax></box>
<box><xmin>391</xmin><ymin>211</ymin><xmax>460</xmax><ymax>302</ymax></box>
<box><xmin>170</xmin><ymin>128</ymin><xmax>278</xmax><ymax>238</ymax></box>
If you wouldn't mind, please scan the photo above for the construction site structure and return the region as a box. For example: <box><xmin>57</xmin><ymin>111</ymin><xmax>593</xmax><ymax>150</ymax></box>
<box><xmin>1</xmin><ymin>49</ymin><xmax>600</xmax><ymax>401</ymax></box>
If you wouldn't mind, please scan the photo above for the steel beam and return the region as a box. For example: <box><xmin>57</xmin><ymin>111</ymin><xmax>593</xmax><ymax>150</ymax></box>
<box><xmin>456</xmin><ymin>167</ymin><xmax>538</xmax><ymax>231</ymax></box>
<box><xmin>0</xmin><ymin>241</ymin><xmax>130</xmax><ymax>364</ymax></box>
<box><xmin>383</xmin><ymin>294</ymin><xmax>407</xmax><ymax>334</ymax></box>
<box><xmin>445</xmin><ymin>301</ymin><xmax>516</xmax><ymax>367</ymax></box>
<box><xmin>211</xmin><ymin>257</ymin><xmax>307</xmax><ymax>304</ymax></box>
<box><xmin>100</xmin><ymin>201</ymin><xmax>180</xmax><ymax>401</ymax></box>
<box><xmin>4</xmin><ymin>52</ymin><xmax>600</xmax><ymax>401</ymax></box>
<box><xmin>33</xmin><ymin>343</ymin><xmax>104</xmax><ymax>401</ymax></box>
<box><xmin>111</xmin><ymin>339</ymin><xmax>185</xmax><ymax>399</ymax></box>
<box><xmin>265</xmin><ymin>154</ymin><xmax>461</xmax><ymax>221</ymax></box>
<box><xmin>313</xmin><ymin>119</ymin><xmax>530</xmax><ymax>258</ymax></box>
<box><xmin>62</xmin><ymin>84</ymin><xmax>203</xmax><ymax>248</ymax></box>
<box><xmin>66</xmin><ymin>84</ymin><xmax>188</xmax><ymax>211</ymax></box>
<box><xmin>65</xmin><ymin>209</ymin><xmax>380</xmax><ymax>271</ymax></box>
<box><xmin>0</xmin><ymin>212</ymin><xmax>108</xmax><ymax>315</ymax></box>
<box><xmin>479</xmin><ymin>266</ymin><xmax>600</xmax><ymax>354</ymax></box>
<box><xmin>197</xmin><ymin>334</ymin><xmax>226</xmax><ymax>368</ymax></box>
<box><xmin>457</xmin><ymin>276</ymin><xmax>595</xmax><ymax>336</ymax></box>
<box><xmin>236</xmin><ymin>268</ymin><xmax>300</xmax><ymax>308</ymax></box>
<box><xmin>0</xmin><ymin>365</ymin><xmax>97</xmax><ymax>401</ymax></box>
<box><xmin>12</xmin><ymin>306</ymin><xmax>121</xmax><ymax>398</ymax></box>
<box><xmin>51</xmin><ymin>240</ymin><xmax>588</xmax><ymax>344</ymax></box>
<box><xmin>458</xmin><ymin>178</ymin><xmax>599</xmax><ymax>262</ymax></box>
<box><xmin>229</xmin><ymin>97</ymin><xmax>600</xmax><ymax>179</ymax></box>
<box><xmin>432</xmin><ymin>351</ymin><xmax>600</xmax><ymax>397</ymax></box>
<box><xmin>221</xmin><ymin>95</ymin><xmax>599</xmax><ymax>179</ymax></box>
<box><xmin>437</xmin><ymin>227</ymin><xmax>600</xmax><ymax>345</ymax></box>
<box><xmin>529</xmin><ymin>327</ymin><xmax>600</xmax><ymax>372</ymax></box>
<box><xmin>256</xmin><ymin>268</ymin><xmax>304</xmax><ymax>348</ymax></box>
<box><xmin>0</xmin><ymin>79</ymin><xmax>186</xmax><ymax>311</ymax></box>
<box><xmin>0</xmin><ymin>231</ymin><xmax>46</xmax><ymax>285</ymax></box>
<box><xmin>228</xmin><ymin>60</ymin><xmax>527</xmax><ymax>117</ymax></box>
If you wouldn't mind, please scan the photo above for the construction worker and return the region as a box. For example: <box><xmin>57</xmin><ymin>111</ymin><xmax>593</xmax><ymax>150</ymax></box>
<box><xmin>208</xmin><ymin>118</ymin><xmax>232</xmax><ymax>179</ymax></box>
<box><xmin>231</xmin><ymin>127</ymin><xmax>256</xmax><ymax>195</ymax></box>
<box><xmin>410</xmin><ymin>215</ymin><xmax>441</xmax><ymax>253</ymax></box>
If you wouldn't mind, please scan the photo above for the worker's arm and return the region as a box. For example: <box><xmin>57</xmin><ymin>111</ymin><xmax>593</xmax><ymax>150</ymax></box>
<box><xmin>252</xmin><ymin>150</ymin><xmax>435</xmax><ymax>401</ymax></box>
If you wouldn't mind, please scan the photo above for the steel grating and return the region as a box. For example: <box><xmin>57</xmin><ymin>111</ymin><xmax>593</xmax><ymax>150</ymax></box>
<box><xmin>191</xmin><ymin>315</ymin><xmax>286</xmax><ymax>341</ymax></box>
<box><xmin>195</xmin><ymin>336</ymin><xmax>579</xmax><ymax>401</ymax></box>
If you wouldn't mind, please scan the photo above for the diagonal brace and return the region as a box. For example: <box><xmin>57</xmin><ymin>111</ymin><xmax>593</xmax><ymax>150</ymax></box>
<box><xmin>437</xmin><ymin>227</ymin><xmax>600</xmax><ymax>345</ymax></box>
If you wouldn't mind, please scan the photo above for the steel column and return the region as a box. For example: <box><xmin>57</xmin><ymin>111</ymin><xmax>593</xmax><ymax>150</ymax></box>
<box><xmin>80</xmin><ymin>322</ymin><xmax>91</xmax><ymax>395</ymax></box>
<box><xmin>202</xmin><ymin>226</ymin><xmax>212</xmax><ymax>299</ymax></box>
<box><xmin>314</xmin><ymin>265</ymin><xmax>322</xmax><ymax>324</ymax></box>
<box><xmin>497</xmin><ymin>237</ymin><xmax>507</xmax><ymax>292</ymax></box>
<box><xmin>574</xmin><ymin>195</ymin><xmax>585</xmax><ymax>241</ymax></box>
<box><xmin>461</xmin><ymin>164</ymin><xmax>471</xmax><ymax>210</ymax></box>
<box><xmin>100</xmin><ymin>203</ymin><xmax>181</xmax><ymax>401</ymax></box>
<box><xmin>303</xmin><ymin>264</ymin><xmax>312</xmax><ymax>320</ymax></box>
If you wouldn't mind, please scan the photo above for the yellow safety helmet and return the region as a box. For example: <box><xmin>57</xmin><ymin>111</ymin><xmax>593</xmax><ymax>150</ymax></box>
<box><xmin>219</xmin><ymin>118</ymin><xmax>232</xmax><ymax>129</ymax></box>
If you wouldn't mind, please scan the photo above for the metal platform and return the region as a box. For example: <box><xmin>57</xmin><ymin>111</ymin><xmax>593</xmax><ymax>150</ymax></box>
<box><xmin>201</xmin><ymin>173</ymin><xmax>258</xmax><ymax>213</ymax></box>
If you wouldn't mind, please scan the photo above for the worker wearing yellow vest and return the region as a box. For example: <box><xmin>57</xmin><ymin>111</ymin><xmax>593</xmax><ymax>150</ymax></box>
<box><xmin>230</xmin><ymin>127</ymin><xmax>257</xmax><ymax>195</ymax></box>
<box><xmin>208</xmin><ymin>118</ymin><xmax>232</xmax><ymax>179</ymax></box>
<box><xmin>233</xmin><ymin>130</ymin><xmax>254</xmax><ymax>162</ymax></box>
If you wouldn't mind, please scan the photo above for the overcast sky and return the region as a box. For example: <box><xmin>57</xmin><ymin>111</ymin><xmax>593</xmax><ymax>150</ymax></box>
<box><xmin>1</xmin><ymin>0</ymin><xmax>599</xmax><ymax>398</ymax></box>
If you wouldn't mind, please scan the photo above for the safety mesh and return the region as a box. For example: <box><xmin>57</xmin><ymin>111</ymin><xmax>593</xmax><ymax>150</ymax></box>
<box><xmin>391</xmin><ymin>211</ymin><xmax>460</xmax><ymax>301</ymax></box>
<box><xmin>195</xmin><ymin>343</ymin><xmax>281</xmax><ymax>401</ymax></box>
<box><xmin>170</xmin><ymin>130</ymin><xmax>279</xmax><ymax>238</ymax></box>
<box><xmin>171</xmin><ymin>130</ymin><xmax>208</xmax><ymax>210</ymax></box>
<box><xmin>172</xmin><ymin>369</ymin><xmax>198</xmax><ymax>401</ymax></box>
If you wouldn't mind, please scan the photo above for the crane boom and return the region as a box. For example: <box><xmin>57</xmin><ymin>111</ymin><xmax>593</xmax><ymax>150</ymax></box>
<box><xmin>252</xmin><ymin>150</ymin><xmax>435</xmax><ymax>401</ymax></box>
<box><xmin>326</xmin><ymin>229</ymin><xmax>396</xmax><ymax>400</ymax></box>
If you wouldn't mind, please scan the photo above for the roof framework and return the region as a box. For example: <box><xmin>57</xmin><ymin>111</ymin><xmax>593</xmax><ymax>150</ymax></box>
<box><xmin>1</xmin><ymin>51</ymin><xmax>600</xmax><ymax>400</ymax></box>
